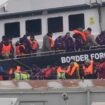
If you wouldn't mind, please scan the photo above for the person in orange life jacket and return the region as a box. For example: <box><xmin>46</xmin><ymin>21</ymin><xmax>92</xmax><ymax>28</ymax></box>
<box><xmin>15</xmin><ymin>40</ymin><xmax>25</xmax><ymax>57</ymax></box>
<box><xmin>48</xmin><ymin>35</ymin><xmax>54</xmax><ymax>50</ymax></box>
<box><xmin>29</xmin><ymin>36</ymin><xmax>39</xmax><ymax>53</ymax></box>
<box><xmin>83</xmin><ymin>59</ymin><xmax>95</xmax><ymax>79</ymax></box>
<box><xmin>57</xmin><ymin>66</ymin><xmax>65</xmax><ymax>79</ymax></box>
<box><xmin>73</xmin><ymin>28</ymin><xmax>86</xmax><ymax>51</ymax></box>
<box><xmin>42</xmin><ymin>65</ymin><xmax>54</xmax><ymax>79</ymax></box>
<box><xmin>66</xmin><ymin>61</ymin><xmax>80</xmax><ymax>79</ymax></box>
<box><xmin>0</xmin><ymin>37</ymin><xmax>5</xmax><ymax>59</ymax></box>
<box><xmin>1</xmin><ymin>38</ymin><xmax>13</xmax><ymax>59</ymax></box>
<box><xmin>9</xmin><ymin>68</ymin><xmax>15</xmax><ymax>80</ymax></box>
<box><xmin>73</xmin><ymin>28</ymin><xmax>87</xmax><ymax>42</ymax></box>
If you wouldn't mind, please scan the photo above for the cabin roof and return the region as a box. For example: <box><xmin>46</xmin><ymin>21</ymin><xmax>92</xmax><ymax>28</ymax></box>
<box><xmin>2</xmin><ymin>0</ymin><xmax>87</xmax><ymax>12</ymax></box>
<box><xmin>0</xmin><ymin>0</ymin><xmax>105</xmax><ymax>20</ymax></box>
<box><xmin>0</xmin><ymin>4</ymin><xmax>90</xmax><ymax>20</ymax></box>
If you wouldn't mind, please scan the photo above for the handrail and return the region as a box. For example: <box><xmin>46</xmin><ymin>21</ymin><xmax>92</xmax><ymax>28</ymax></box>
<box><xmin>15</xmin><ymin>49</ymin><xmax>66</xmax><ymax>58</ymax></box>
<box><xmin>90</xmin><ymin>45</ymin><xmax>105</xmax><ymax>49</ymax></box>
<box><xmin>1</xmin><ymin>47</ymin><xmax>105</xmax><ymax>62</ymax></box>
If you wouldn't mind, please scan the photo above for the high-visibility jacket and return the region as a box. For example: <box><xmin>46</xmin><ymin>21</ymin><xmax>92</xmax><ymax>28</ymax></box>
<box><xmin>83</xmin><ymin>60</ymin><xmax>93</xmax><ymax>75</ymax></box>
<box><xmin>57</xmin><ymin>66</ymin><xmax>65</xmax><ymax>79</ymax></box>
<box><xmin>21</xmin><ymin>72</ymin><xmax>30</xmax><ymax>80</ymax></box>
<box><xmin>14</xmin><ymin>72</ymin><xmax>21</xmax><ymax>80</ymax></box>
<box><xmin>66</xmin><ymin>62</ymin><xmax>80</xmax><ymax>78</ymax></box>
<box><xmin>1</xmin><ymin>44</ymin><xmax>12</xmax><ymax>56</ymax></box>
<box><xmin>73</xmin><ymin>30</ymin><xmax>87</xmax><ymax>42</ymax></box>
<box><xmin>14</xmin><ymin>72</ymin><xmax>30</xmax><ymax>80</ymax></box>
<box><xmin>49</xmin><ymin>37</ymin><xmax>54</xmax><ymax>48</ymax></box>
<box><xmin>29</xmin><ymin>40</ymin><xmax>38</xmax><ymax>50</ymax></box>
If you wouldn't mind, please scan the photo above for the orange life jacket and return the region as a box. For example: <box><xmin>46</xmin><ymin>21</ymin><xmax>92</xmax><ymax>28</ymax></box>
<box><xmin>84</xmin><ymin>31</ymin><xmax>90</xmax><ymax>36</ymax></box>
<box><xmin>9</xmin><ymin>68</ymin><xmax>13</xmax><ymax>75</ymax></box>
<box><xmin>16</xmin><ymin>45</ymin><xmax>25</xmax><ymax>56</ymax></box>
<box><xmin>2</xmin><ymin>44</ymin><xmax>12</xmax><ymax>55</ymax></box>
<box><xmin>73</xmin><ymin>30</ymin><xmax>87</xmax><ymax>42</ymax></box>
<box><xmin>43</xmin><ymin>68</ymin><xmax>52</xmax><ymax>78</ymax></box>
<box><xmin>29</xmin><ymin>40</ymin><xmax>38</xmax><ymax>50</ymax></box>
<box><xmin>0</xmin><ymin>76</ymin><xmax>3</xmax><ymax>80</ymax></box>
<box><xmin>49</xmin><ymin>37</ymin><xmax>54</xmax><ymax>48</ymax></box>
<box><xmin>83</xmin><ymin>60</ymin><xmax>93</xmax><ymax>75</ymax></box>
<box><xmin>57</xmin><ymin>66</ymin><xmax>65</xmax><ymax>73</ymax></box>
<box><xmin>66</xmin><ymin>65</ymin><xmax>70</xmax><ymax>74</ymax></box>
<box><xmin>16</xmin><ymin>46</ymin><xmax>20</xmax><ymax>56</ymax></box>
<box><xmin>66</xmin><ymin>62</ymin><xmax>79</xmax><ymax>76</ymax></box>
<box><xmin>9</xmin><ymin>68</ymin><xmax>13</xmax><ymax>80</ymax></box>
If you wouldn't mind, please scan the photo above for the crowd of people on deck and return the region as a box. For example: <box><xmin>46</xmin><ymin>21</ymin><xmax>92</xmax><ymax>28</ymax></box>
<box><xmin>0</xmin><ymin>58</ymin><xmax>105</xmax><ymax>80</ymax></box>
<box><xmin>42</xmin><ymin>27</ymin><xmax>98</xmax><ymax>52</ymax></box>
<box><xmin>0</xmin><ymin>27</ymin><xmax>105</xmax><ymax>80</ymax></box>
<box><xmin>0</xmin><ymin>27</ymin><xmax>105</xmax><ymax>59</ymax></box>
<box><xmin>0</xmin><ymin>35</ymin><xmax>39</xmax><ymax>59</ymax></box>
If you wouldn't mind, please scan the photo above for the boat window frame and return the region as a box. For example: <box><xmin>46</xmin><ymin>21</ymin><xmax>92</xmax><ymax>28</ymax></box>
<box><xmin>4</xmin><ymin>22</ymin><xmax>20</xmax><ymax>38</ymax></box>
<box><xmin>25</xmin><ymin>19</ymin><xmax>42</xmax><ymax>36</ymax></box>
<box><xmin>47</xmin><ymin>16</ymin><xmax>63</xmax><ymax>33</ymax></box>
<box><xmin>68</xmin><ymin>13</ymin><xmax>85</xmax><ymax>31</ymax></box>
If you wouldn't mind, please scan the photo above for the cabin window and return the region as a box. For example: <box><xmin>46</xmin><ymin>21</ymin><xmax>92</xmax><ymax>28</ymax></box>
<box><xmin>26</xmin><ymin>19</ymin><xmax>42</xmax><ymax>35</ymax></box>
<box><xmin>5</xmin><ymin>22</ymin><xmax>20</xmax><ymax>38</ymax></box>
<box><xmin>69</xmin><ymin>14</ymin><xmax>85</xmax><ymax>31</ymax></box>
<box><xmin>48</xmin><ymin>17</ymin><xmax>63</xmax><ymax>33</ymax></box>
